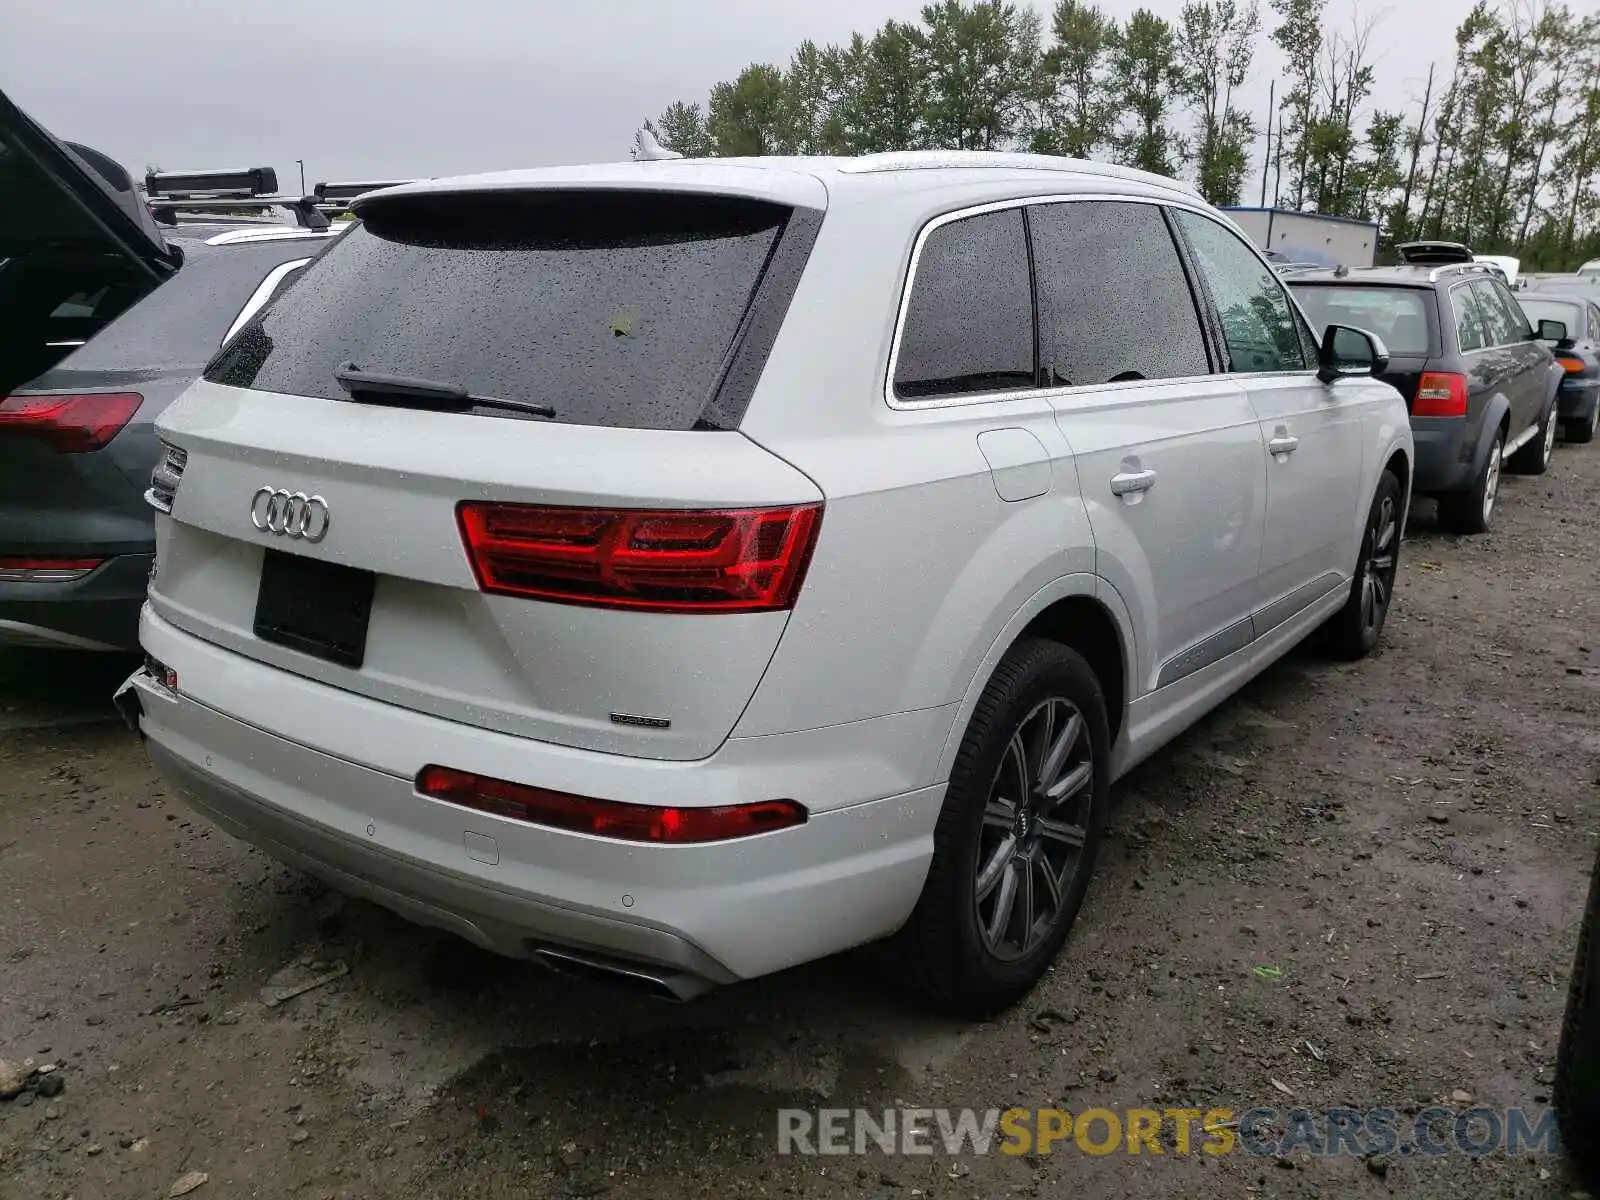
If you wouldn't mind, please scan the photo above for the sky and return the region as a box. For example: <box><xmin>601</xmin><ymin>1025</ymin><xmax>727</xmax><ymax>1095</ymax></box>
<box><xmin>2</xmin><ymin>0</ymin><xmax>1482</xmax><ymax>196</ymax></box>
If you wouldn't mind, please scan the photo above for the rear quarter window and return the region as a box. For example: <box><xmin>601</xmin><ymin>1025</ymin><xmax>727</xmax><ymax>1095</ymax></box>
<box><xmin>206</xmin><ymin>192</ymin><xmax>797</xmax><ymax>431</ymax></box>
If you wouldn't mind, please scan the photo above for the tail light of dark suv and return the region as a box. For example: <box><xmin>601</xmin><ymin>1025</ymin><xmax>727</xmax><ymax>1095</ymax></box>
<box><xmin>1414</xmin><ymin>372</ymin><xmax>1468</xmax><ymax>417</ymax></box>
<box><xmin>456</xmin><ymin>501</ymin><xmax>822</xmax><ymax>614</ymax></box>
<box><xmin>0</xmin><ymin>392</ymin><xmax>142</xmax><ymax>452</ymax></box>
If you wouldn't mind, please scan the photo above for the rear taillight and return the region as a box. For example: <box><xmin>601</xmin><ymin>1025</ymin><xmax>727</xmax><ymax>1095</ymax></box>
<box><xmin>1414</xmin><ymin>372</ymin><xmax>1468</xmax><ymax>417</ymax></box>
<box><xmin>1556</xmin><ymin>354</ymin><xmax>1587</xmax><ymax>376</ymax></box>
<box><xmin>416</xmin><ymin>765</ymin><xmax>808</xmax><ymax>843</ymax></box>
<box><xmin>456</xmin><ymin>502</ymin><xmax>823</xmax><ymax>614</ymax></box>
<box><xmin>0</xmin><ymin>557</ymin><xmax>104</xmax><ymax>583</ymax></box>
<box><xmin>0</xmin><ymin>392</ymin><xmax>142</xmax><ymax>453</ymax></box>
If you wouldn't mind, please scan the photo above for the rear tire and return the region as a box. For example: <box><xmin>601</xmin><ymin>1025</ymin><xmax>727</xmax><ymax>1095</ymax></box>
<box><xmin>1438</xmin><ymin>429</ymin><xmax>1503</xmax><ymax>535</ymax></box>
<box><xmin>1322</xmin><ymin>469</ymin><xmax>1402</xmax><ymax>661</ymax></box>
<box><xmin>1509</xmin><ymin>399</ymin><xmax>1557</xmax><ymax>474</ymax></box>
<box><xmin>1556</xmin><ymin>843</ymin><xmax>1600</xmax><ymax>1189</ymax></box>
<box><xmin>890</xmin><ymin>638</ymin><xmax>1109</xmax><ymax>1018</ymax></box>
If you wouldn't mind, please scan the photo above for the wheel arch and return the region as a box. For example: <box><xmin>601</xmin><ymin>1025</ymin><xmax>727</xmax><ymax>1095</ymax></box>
<box><xmin>935</xmin><ymin>577</ymin><xmax>1134</xmax><ymax>782</ymax></box>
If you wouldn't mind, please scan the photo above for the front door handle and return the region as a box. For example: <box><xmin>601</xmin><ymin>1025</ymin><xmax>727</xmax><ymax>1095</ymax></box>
<box><xmin>1267</xmin><ymin>434</ymin><xmax>1300</xmax><ymax>456</ymax></box>
<box><xmin>1110</xmin><ymin>469</ymin><xmax>1157</xmax><ymax>496</ymax></box>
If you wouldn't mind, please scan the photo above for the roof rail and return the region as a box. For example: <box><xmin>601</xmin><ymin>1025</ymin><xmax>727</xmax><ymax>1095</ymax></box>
<box><xmin>147</xmin><ymin>194</ymin><xmax>330</xmax><ymax>232</ymax></box>
<box><xmin>146</xmin><ymin>167</ymin><xmax>278</xmax><ymax>198</ymax></box>
<box><xmin>1427</xmin><ymin>261</ymin><xmax>1493</xmax><ymax>283</ymax></box>
<box><xmin>836</xmin><ymin>150</ymin><xmax>1201</xmax><ymax>197</ymax></box>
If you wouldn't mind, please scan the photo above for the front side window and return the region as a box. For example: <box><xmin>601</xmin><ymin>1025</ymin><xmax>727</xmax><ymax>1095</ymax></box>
<box><xmin>894</xmin><ymin>208</ymin><xmax>1035</xmax><ymax>400</ymax></box>
<box><xmin>1029</xmin><ymin>201</ymin><xmax>1210</xmax><ymax>386</ymax></box>
<box><xmin>1451</xmin><ymin>285</ymin><xmax>1490</xmax><ymax>352</ymax></box>
<box><xmin>1172</xmin><ymin>210</ymin><xmax>1308</xmax><ymax>373</ymax></box>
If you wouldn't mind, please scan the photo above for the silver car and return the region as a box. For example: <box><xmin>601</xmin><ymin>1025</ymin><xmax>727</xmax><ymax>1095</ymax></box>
<box><xmin>120</xmin><ymin>151</ymin><xmax>1413</xmax><ymax>1014</ymax></box>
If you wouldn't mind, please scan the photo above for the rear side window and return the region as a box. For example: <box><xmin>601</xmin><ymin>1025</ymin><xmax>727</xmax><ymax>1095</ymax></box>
<box><xmin>207</xmin><ymin>192</ymin><xmax>793</xmax><ymax>431</ymax></box>
<box><xmin>1172</xmin><ymin>210</ymin><xmax>1309</xmax><ymax>373</ymax></box>
<box><xmin>1030</xmin><ymin>201</ymin><xmax>1209</xmax><ymax>386</ymax></box>
<box><xmin>1451</xmin><ymin>285</ymin><xmax>1490</xmax><ymax>352</ymax></box>
<box><xmin>70</xmin><ymin>242</ymin><xmax>319</xmax><ymax>369</ymax></box>
<box><xmin>1472</xmin><ymin>279</ymin><xmax>1530</xmax><ymax>346</ymax></box>
<box><xmin>893</xmin><ymin>208</ymin><xmax>1034</xmax><ymax>399</ymax></box>
<box><xmin>1290</xmin><ymin>285</ymin><xmax>1433</xmax><ymax>356</ymax></box>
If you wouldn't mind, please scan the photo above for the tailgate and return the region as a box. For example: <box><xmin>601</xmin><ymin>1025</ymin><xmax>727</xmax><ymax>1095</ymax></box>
<box><xmin>151</xmin><ymin>381</ymin><xmax>823</xmax><ymax>760</ymax></box>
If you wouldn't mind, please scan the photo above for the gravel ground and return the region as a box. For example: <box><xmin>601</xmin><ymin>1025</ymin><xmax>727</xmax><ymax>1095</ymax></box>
<box><xmin>2</xmin><ymin>443</ymin><xmax>1597</xmax><ymax>1200</ymax></box>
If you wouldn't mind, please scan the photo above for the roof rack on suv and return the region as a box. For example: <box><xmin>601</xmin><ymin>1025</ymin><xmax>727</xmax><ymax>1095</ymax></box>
<box><xmin>836</xmin><ymin>150</ymin><xmax>1201</xmax><ymax>198</ymax></box>
<box><xmin>143</xmin><ymin>167</ymin><xmax>330</xmax><ymax>231</ymax></box>
<box><xmin>312</xmin><ymin>180</ymin><xmax>418</xmax><ymax>215</ymax></box>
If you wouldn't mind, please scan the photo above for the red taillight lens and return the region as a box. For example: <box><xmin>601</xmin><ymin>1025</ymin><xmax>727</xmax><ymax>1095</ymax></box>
<box><xmin>0</xmin><ymin>393</ymin><xmax>142</xmax><ymax>452</ymax></box>
<box><xmin>0</xmin><ymin>557</ymin><xmax>104</xmax><ymax>582</ymax></box>
<box><xmin>1414</xmin><ymin>372</ymin><xmax>1468</xmax><ymax>417</ymax></box>
<box><xmin>456</xmin><ymin>501</ymin><xmax>822</xmax><ymax>613</ymax></box>
<box><xmin>416</xmin><ymin>765</ymin><xmax>808</xmax><ymax>844</ymax></box>
<box><xmin>1556</xmin><ymin>354</ymin><xmax>1586</xmax><ymax>376</ymax></box>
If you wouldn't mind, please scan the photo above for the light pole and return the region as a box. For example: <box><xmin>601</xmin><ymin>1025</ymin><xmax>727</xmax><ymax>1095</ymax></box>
<box><xmin>295</xmin><ymin>158</ymin><xmax>305</xmax><ymax>195</ymax></box>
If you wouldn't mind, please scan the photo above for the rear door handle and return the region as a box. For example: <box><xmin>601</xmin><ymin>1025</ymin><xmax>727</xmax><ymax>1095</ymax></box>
<box><xmin>1110</xmin><ymin>469</ymin><xmax>1156</xmax><ymax>496</ymax></box>
<box><xmin>1267</xmin><ymin>434</ymin><xmax>1300</xmax><ymax>456</ymax></box>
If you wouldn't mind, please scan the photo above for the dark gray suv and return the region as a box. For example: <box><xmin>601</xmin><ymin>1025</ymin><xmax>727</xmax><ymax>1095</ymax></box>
<box><xmin>0</xmin><ymin>88</ymin><xmax>332</xmax><ymax>651</ymax></box>
<box><xmin>1291</xmin><ymin>249</ymin><xmax>1563</xmax><ymax>534</ymax></box>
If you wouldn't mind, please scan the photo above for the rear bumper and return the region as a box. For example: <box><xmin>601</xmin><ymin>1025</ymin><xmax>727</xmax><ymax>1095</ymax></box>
<box><xmin>131</xmin><ymin>607</ymin><xmax>948</xmax><ymax>987</ymax></box>
<box><xmin>1558</xmin><ymin>379</ymin><xmax>1600</xmax><ymax>421</ymax></box>
<box><xmin>1410</xmin><ymin>416</ymin><xmax>1475</xmax><ymax>494</ymax></box>
<box><xmin>0</xmin><ymin>551</ymin><xmax>151</xmax><ymax>651</ymax></box>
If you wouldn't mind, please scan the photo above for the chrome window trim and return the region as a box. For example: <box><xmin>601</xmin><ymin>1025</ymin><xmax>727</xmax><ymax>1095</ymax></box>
<box><xmin>882</xmin><ymin>192</ymin><xmax>1315</xmax><ymax>412</ymax></box>
<box><xmin>220</xmin><ymin>258</ymin><xmax>312</xmax><ymax>347</ymax></box>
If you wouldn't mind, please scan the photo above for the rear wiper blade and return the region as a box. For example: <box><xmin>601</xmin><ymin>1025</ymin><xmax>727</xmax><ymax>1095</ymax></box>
<box><xmin>333</xmin><ymin>362</ymin><xmax>555</xmax><ymax>418</ymax></box>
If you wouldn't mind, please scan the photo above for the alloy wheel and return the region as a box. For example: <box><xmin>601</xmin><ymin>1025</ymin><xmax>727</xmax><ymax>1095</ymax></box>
<box><xmin>974</xmin><ymin>697</ymin><xmax>1095</xmax><ymax>961</ymax></box>
<box><xmin>1482</xmin><ymin>441</ymin><xmax>1502</xmax><ymax>524</ymax></box>
<box><xmin>1544</xmin><ymin>410</ymin><xmax>1558</xmax><ymax>464</ymax></box>
<box><xmin>1361</xmin><ymin>492</ymin><xmax>1399</xmax><ymax>637</ymax></box>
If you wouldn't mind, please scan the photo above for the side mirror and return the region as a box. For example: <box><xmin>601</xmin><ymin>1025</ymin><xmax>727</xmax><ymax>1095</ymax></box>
<box><xmin>1537</xmin><ymin>318</ymin><xmax>1569</xmax><ymax>343</ymax></box>
<box><xmin>1318</xmin><ymin>324</ymin><xmax>1390</xmax><ymax>383</ymax></box>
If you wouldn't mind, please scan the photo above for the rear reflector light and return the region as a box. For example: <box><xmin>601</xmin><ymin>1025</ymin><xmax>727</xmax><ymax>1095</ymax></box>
<box><xmin>0</xmin><ymin>392</ymin><xmax>142</xmax><ymax>453</ymax></box>
<box><xmin>1414</xmin><ymin>372</ymin><xmax>1468</xmax><ymax>417</ymax></box>
<box><xmin>415</xmin><ymin>765</ymin><xmax>808</xmax><ymax>843</ymax></box>
<box><xmin>1556</xmin><ymin>354</ymin><xmax>1586</xmax><ymax>376</ymax></box>
<box><xmin>0</xmin><ymin>557</ymin><xmax>104</xmax><ymax>582</ymax></box>
<box><xmin>457</xmin><ymin>502</ymin><xmax>823</xmax><ymax>613</ymax></box>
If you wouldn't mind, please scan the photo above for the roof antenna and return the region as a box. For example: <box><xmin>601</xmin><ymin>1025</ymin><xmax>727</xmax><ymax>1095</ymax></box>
<box><xmin>632</xmin><ymin>128</ymin><xmax>683</xmax><ymax>162</ymax></box>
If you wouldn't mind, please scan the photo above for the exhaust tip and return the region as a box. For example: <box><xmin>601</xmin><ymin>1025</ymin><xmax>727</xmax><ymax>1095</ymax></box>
<box><xmin>528</xmin><ymin>945</ymin><xmax>710</xmax><ymax>1002</ymax></box>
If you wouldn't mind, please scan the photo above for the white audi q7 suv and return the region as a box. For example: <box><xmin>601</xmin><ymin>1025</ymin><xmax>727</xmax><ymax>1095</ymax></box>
<box><xmin>119</xmin><ymin>151</ymin><xmax>1413</xmax><ymax>1015</ymax></box>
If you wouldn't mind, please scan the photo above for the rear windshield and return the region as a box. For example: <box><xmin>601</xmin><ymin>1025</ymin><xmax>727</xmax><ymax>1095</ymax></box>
<box><xmin>69</xmin><ymin>242</ymin><xmax>315</xmax><ymax>369</ymax></box>
<box><xmin>1290</xmin><ymin>284</ymin><xmax>1433</xmax><ymax>355</ymax></box>
<box><xmin>205</xmin><ymin>192</ymin><xmax>790</xmax><ymax>430</ymax></box>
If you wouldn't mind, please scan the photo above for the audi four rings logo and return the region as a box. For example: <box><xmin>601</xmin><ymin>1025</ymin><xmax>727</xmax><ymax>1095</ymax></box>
<box><xmin>251</xmin><ymin>487</ymin><xmax>330</xmax><ymax>542</ymax></box>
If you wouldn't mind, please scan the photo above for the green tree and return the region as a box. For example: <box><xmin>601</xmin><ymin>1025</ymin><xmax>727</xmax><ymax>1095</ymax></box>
<box><xmin>1176</xmin><ymin>0</ymin><xmax>1261</xmax><ymax>203</ymax></box>
<box><xmin>1032</xmin><ymin>0</ymin><xmax>1118</xmax><ymax>157</ymax></box>
<box><xmin>1270</xmin><ymin>0</ymin><xmax>1326</xmax><ymax>207</ymax></box>
<box><xmin>1108</xmin><ymin>8</ymin><xmax>1185</xmax><ymax>175</ymax></box>
<box><xmin>646</xmin><ymin>101</ymin><xmax>714</xmax><ymax>157</ymax></box>
<box><xmin>908</xmin><ymin>0</ymin><xmax>1042</xmax><ymax>151</ymax></box>
<box><xmin>830</xmin><ymin>22</ymin><xmax>928</xmax><ymax>153</ymax></box>
<box><xmin>707</xmin><ymin>64</ymin><xmax>793</xmax><ymax>156</ymax></box>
